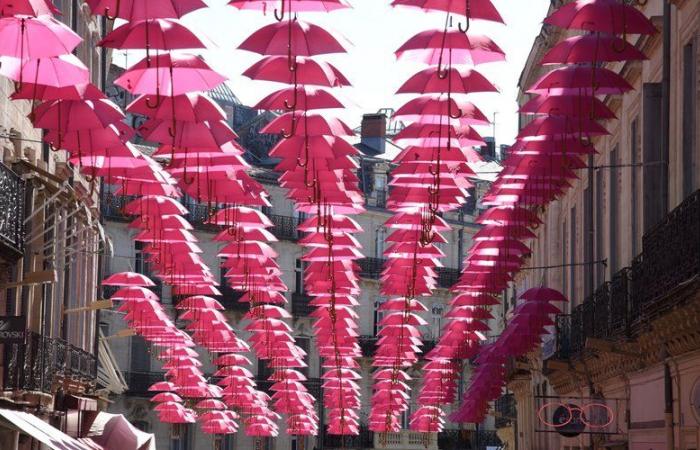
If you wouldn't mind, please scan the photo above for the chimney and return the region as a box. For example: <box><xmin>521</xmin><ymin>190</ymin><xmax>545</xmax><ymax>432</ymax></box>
<box><xmin>360</xmin><ymin>113</ymin><xmax>387</xmax><ymax>155</ymax></box>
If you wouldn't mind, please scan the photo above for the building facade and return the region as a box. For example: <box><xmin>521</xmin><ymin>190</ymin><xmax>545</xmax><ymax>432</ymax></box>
<box><xmin>100</xmin><ymin>105</ymin><xmax>506</xmax><ymax>449</ymax></box>
<box><xmin>495</xmin><ymin>1</ymin><xmax>700</xmax><ymax>449</ymax></box>
<box><xmin>0</xmin><ymin>2</ymin><xmax>128</xmax><ymax>449</ymax></box>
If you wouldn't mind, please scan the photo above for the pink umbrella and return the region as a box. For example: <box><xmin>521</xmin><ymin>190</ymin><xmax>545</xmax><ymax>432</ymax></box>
<box><xmin>228</xmin><ymin>0</ymin><xmax>350</xmax><ymax>15</ymax></box>
<box><xmin>0</xmin><ymin>16</ymin><xmax>81</xmax><ymax>58</ymax></box>
<box><xmin>544</xmin><ymin>0</ymin><xmax>657</xmax><ymax>35</ymax></box>
<box><xmin>541</xmin><ymin>34</ymin><xmax>648</xmax><ymax>65</ymax></box>
<box><xmin>0</xmin><ymin>0</ymin><xmax>60</xmax><ymax>16</ymax></box>
<box><xmin>391</xmin><ymin>0</ymin><xmax>504</xmax><ymax>27</ymax></box>
<box><xmin>100</xmin><ymin>18</ymin><xmax>209</xmax><ymax>51</ymax></box>
<box><xmin>254</xmin><ymin>86</ymin><xmax>345</xmax><ymax>111</ymax></box>
<box><xmin>243</xmin><ymin>55</ymin><xmax>351</xmax><ymax>87</ymax></box>
<box><xmin>397</xmin><ymin>66</ymin><xmax>497</xmax><ymax>95</ymax></box>
<box><xmin>86</xmin><ymin>0</ymin><xmax>207</xmax><ymax>21</ymax></box>
<box><xmin>528</xmin><ymin>65</ymin><xmax>633</xmax><ymax>95</ymax></box>
<box><xmin>0</xmin><ymin>54</ymin><xmax>88</xmax><ymax>87</ymax></box>
<box><xmin>238</xmin><ymin>19</ymin><xmax>348</xmax><ymax>56</ymax></box>
<box><xmin>115</xmin><ymin>53</ymin><xmax>226</xmax><ymax>98</ymax></box>
<box><xmin>127</xmin><ymin>92</ymin><xmax>226</xmax><ymax>122</ymax></box>
<box><xmin>396</xmin><ymin>29</ymin><xmax>505</xmax><ymax>66</ymax></box>
<box><xmin>103</xmin><ymin>272</ymin><xmax>155</xmax><ymax>287</ymax></box>
<box><xmin>32</xmin><ymin>99</ymin><xmax>125</xmax><ymax>131</ymax></box>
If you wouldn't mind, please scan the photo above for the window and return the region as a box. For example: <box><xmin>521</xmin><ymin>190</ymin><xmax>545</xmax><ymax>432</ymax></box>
<box><xmin>430</xmin><ymin>305</ymin><xmax>443</xmax><ymax>340</ymax></box>
<box><xmin>595</xmin><ymin>168</ymin><xmax>605</xmax><ymax>285</ymax></box>
<box><xmin>570</xmin><ymin>207</ymin><xmax>577</xmax><ymax>304</ymax></box>
<box><xmin>373</xmin><ymin>297</ymin><xmax>386</xmax><ymax>336</ymax></box>
<box><xmin>683</xmin><ymin>39</ymin><xmax>697</xmax><ymax>197</ymax></box>
<box><xmin>296</xmin><ymin>337</ymin><xmax>310</xmax><ymax>377</ymax></box>
<box><xmin>631</xmin><ymin>118</ymin><xmax>640</xmax><ymax>256</ymax></box>
<box><xmin>294</xmin><ymin>259</ymin><xmax>304</xmax><ymax>294</ymax></box>
<box><xmin>609</xmin><ymin>146</ymin><xmax>620</xmax><ymax>271</ymax></box>
<box><xmin>583</xmin><ymin>186</ymin><xmax>593</xmax><ymax>299</ymax></box>
<box><xmin>642</xmin><ymin>83</ymin><xmax>667</xmax><ymax>232</ymax></box>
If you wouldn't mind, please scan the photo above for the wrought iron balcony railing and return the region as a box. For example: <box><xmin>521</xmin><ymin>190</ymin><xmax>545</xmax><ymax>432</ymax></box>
<box><xmin>268</xmin><ymin>214</ymin><xmax>300</xmax><ymax>241</ymax></box>
<box><xmin>550</xmin><ymin>190</ymin><xmax>700</xmax><ymax>361</ymax></box>
<box><xmin>437</xmin><ymin>429</ymin><xmax>502</xmax><ymax>450</ymax></box>
<box><xmin>357</xmin><ymin>257</ymin><xmax>384</xmax><ymax>280</ymax></box>
<box><xmin>494</xmin><ymin>393</ymin><xmax>516</xmax><ymax>428</ymax></box>
<box><xmin>436</xmin><ymin>267</ymin><xmax>460</xmax><ymax>289</ymax></box>
<box><xmin>3</xmin><ymin>331</ymin><xmax>97</xmax><ymax>394</ymax></box>
<box><xmin>0</xmin><ymin>163</ymin><xmax>25</xmax><ymax>255</ymax></box>
<box><xmin>321</xmin><ymin>426</ymin><xmax>374</xmax><ymax>449</ymax></box>
<box><xmin>358</xmin><ymin>336</ymin><xmax>436</xmax><ymax>358</ymax></box>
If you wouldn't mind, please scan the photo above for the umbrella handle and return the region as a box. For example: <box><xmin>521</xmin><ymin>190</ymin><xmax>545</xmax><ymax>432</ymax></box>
<box><xmin>580</xmin><ymin>134</ymin><xmax>592</xmax><ymax>147</ymax></box>
<box><xmin>283</xmin><ymin>115</ymin><xmax>298</xmax><ymax>139</ymax></box>
<box><xmin>437</xmin><ymin>65</ymin><xmax>449</xmax><ymax>80</ymax></box>
<box><xmin>448</xmin><ymin>104</ymin><xmax>463</xmax><ymax>119</ymax></box>
<box><xmin>273</xmin><ymin>0</ymin><xmax>286</xmax><ymax>21</ymax></box>
<box><xmin>104</xmin><ymin>0</ymin><xmax>121</xmax><ymax>20</ymax></box>
<box><xmin>284</xmin><ymin>84</ymin><xmax>298</xmax><ymax>110</ymax></box>
<box><xmin>145</xmin><ymin>90</ymin><xmax>162</xmax><ymax>109</ymax></box>
<box><xmin>458</xmin><ymin>0</ymin><xmax>471</xmax><ymax>34</ymax></box>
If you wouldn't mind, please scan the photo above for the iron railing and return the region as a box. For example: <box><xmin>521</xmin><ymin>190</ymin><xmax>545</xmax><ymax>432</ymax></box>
<box><xmin>436</xmin><ymin>267</ymin><xmax>460</xmax><ymax>289</ymax></box>
<box><xmin>0</xmin><ymin>163</ymin><xmax>25</xmax><ymax>255</ymax></box>
<box><xmin>437</xmin><ymin>429</ymin><xmax>502</xmax><ymax>450</ymax></box>
<box><xmin>357</xmin><ymin>257</ymin><xmax>384</xmax><ymax>280</ymax></box>
<box><xmin>494</xmin><ymin>394</ymin><xmax>516</xmax><ymax>428</ymax></box>
<box><xmin>358</xmin><ymin>336</ymin><xmax>436</xmax><ymax>358</ymax></box>
<box><xmin>268</xmin><ymin>214</ymin><xmax>300</xmax><ymax>241</ymax></box>
<box><xmin>322</xmin><ymin>426</ymin><xmax>374</xmax><ymax>449</ymax></box>
<box><xmin>550</xmin><ymin>190</ymin><xmax>700</xmax><ymax>361</ymax></box>
<box><xmin>3</xmin><ymin>331</ymin><xmax>97</xmax><ymax>394</ymax></box>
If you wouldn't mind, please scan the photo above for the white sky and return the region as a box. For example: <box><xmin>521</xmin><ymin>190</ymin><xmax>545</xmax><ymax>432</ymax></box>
<box><xmin>171</xmin><ymin>0</ymin><xmax>552</xmax><ymax>153</ymax></box>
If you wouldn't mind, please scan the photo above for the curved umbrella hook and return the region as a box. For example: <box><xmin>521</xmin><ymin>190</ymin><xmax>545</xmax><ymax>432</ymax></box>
<box><xmin>104</xmin><ymin>0</ymin><xmax>121</xmax><ymax>21</ymax></box>
<box><xmin>273</xmin><ymin>0</ymin><xmax>286</xmax><ymax>22</ymax></box>
<box><xmin>283</xmin><ymin>114</ymin><xmax>298</xmax><ymax>139</ymax></box>
<box><xmin>458</xmin><ymin>0</ymin><xmax>471</xmax><ymax>34</ymax></box>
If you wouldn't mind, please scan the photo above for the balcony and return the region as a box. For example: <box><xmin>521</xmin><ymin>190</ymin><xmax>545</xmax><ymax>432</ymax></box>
<box><xmin>374</xmin><ymin>430</ymin><xmax>437</xmax><ymax>450</ymax></box>
<box><xmin>291</xmin><ymin>292</ymin><xmax>313</xmax><ymax>316</ymax></box>
<box><xmin>0</xmin><ymin>163</ymin><xmax>25</xmax><ymax>256</ymax></box>
<box><xmin>123</xmin><ymin>371</ymin><xmax>168</xmax><ymax>396</ymax></box>
<box><xmin>268</xmin><ymin>214</ymin><xmax>300</xmax><ymax>241</ymax></box>
<box><xmin>321</xmin><ymin>426</ymin><xmax>374</xmax><ymax>449</ymax></box>
<box><xmin>99</xmin><ymin>192</ymin><xmax>133</xmax><ymax>222</ymax></box>
<box><xmin>3</xmin><ymin>331</ymin><xmax>97</xmax><ymax>394</ymax></box>
<box><xmin>550</xmin><ymin>190</ymin><xmax>700</xmax><ymax>361</ymax></box>
<box><xmin>436</xmin><ymin>267</ymin><xmax>460</xmax><ymax>289</ymax></box>
<box><xmin>494</xmin><ymin>393</ymin><xmax>516</xmax><ymax>428</ymax></box>
<box><xmin>217</xmin><ymin>288</ymin><xmax>248</xmax><ymax>312</ymax></box>
<box><xmin>437</xmin><ymin>430</ymin><xmax>501</xmax><ymax>450</ymax></box>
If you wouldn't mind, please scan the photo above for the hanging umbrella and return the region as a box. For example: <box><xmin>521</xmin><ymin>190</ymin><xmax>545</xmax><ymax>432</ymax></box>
<box><xmin>100</xmin><ymin>18</ymin><xmax>209</xmax><ymax>51</ymax></box>
<box><xmin>0</xmin><ymin>0</ymin><xmax>59</xmax><ymax>16</ymax></box>
<box><xmin>528</xmin><ymin>65</ymin><xmax>633</xmax><ymax>95</ymax></box>
<box><xmin>0</xmin><ymin>54</ymin><xmax>89</xmax><ymax>87</ymax></box>
<box><xmin>115</xmin><ymin>53</ymin><xmax>226</xmax><ymax>97</ymax></box>
<box><xmin>85</xmin><ymin>0</ymin><xmax>207</xmax><ymax>21</ymax></box>
<box><xmin>243</xmin><ymin>55</ymin><xmax>351</xmax><ymax>87</ymax></box>
<box><xmin>397</xmin><ymin>66</ymin><xmax>497</xmax><ymax>94</ymax></box>
<box><xmin>0</xmin><ymin>15</ymin><xmax>81</xmax><ymax>58</ymax></box>
<box><xmin>32</xmin><ymin>99</ymin><xmax>125</xmax><ymax>131</ymax></box>
<box><xmin>127</xmin><ymin>92</ymin><xmax>226</xmax><ymax>123</ymax></box>
<box><xmin>228</xmin><ymin>0</ymin><xmax>350</xmax><ymax>14</ymax></box>
<box><xmin>544</xmin><ymin>0</ymin><xmax>657</xmax><ymax>35</ymax></box>
<box><xmin>238</xmin><ymin>19</ymin><xmax>348</xmax><ymax>56</ymax></box>
<box><xmin>396</xmin><ymin>29</ymin><xmax>505</xmax><ymax>66</ymax></box>
<box><xmin>541</xmin><ymin>34</ymin><xmax>648</xmax><ymax>65</ymax></box>
<box><xmin>391</xmin><ymin>0</ymin><xmax>504</xmax><ymax>25</ymax></box>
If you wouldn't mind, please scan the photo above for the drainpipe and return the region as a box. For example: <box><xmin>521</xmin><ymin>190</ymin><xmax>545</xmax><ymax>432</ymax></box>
<box><xmin>661</xmin><ymin>0</ymin><xmax>671</xmax><ymax>213</ymax></box>
<box><xmin>661</xmin><ymin>345</ymin><xmax>674</xmax><ymax>450</ymax></box>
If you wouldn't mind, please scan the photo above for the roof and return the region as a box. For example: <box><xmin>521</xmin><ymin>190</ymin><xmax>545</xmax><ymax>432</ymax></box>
<box><xmin>208</xmin><ymin>83</ymin><xmax>241</xmax><ymax>106</ymax></box>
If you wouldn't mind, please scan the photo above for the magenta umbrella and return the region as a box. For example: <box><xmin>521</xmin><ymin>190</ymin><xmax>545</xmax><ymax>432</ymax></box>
<box><xmin>544</xmin><ymin>0</ymin><xmax>657</xmax><ymax>35</ymax></box>
<box><xmin>100</xmin><ymin>18</ymin><xmax>209</xmax><ymax>51</ymax></box>
<box><xmin>396</xmin><ymin>29</ymin><xmax>505</xmax><ymax>66</ymax></box>
<box><xmin>397</xmin><ymin>66</ymin><xmax>497</xmax><ymax>95</ymax></box>
<box><xmin>115</xmin><ymin>53</ymin><xmax>226</xmax><ymax>97</ymax></box>
<box><xmin>528</xmin><ymin>65</ymin><xmax>633</xmax><ymax>95</ymax></box>
<box><xmin>0</xmin><ymin>0</ymin><xmax>60</xmax><ymax>17</ymax></box>
<box><xmin>12</xmin><ymin>82</ymin><xmax>105</xmax><ymax>101</ymax></box>
<box><xmin>86</xmin><ymin>0</ymin><xmax>207</xmax><ymax>21</ymax></box>
<box><xmin>32</xmin><ymin>99</ymin><xmax>125</xmax><ymax>131</ymax></box>
<box><xmin>127</xmin><ymin>92</ymin><xmax>226</xmax><ymax>122</ymax></box>
<box><xmin>0</xmin><ymin>16</ymin><xmax>81</xmax><ymax>58</ymax></box>
<box><xmin>243</xmin><ymin>55</ymin><xmax>351</xmax><ymax>87</ymax></box>
<box><xmin>0</xmin><ymin>54</ymin><xmax>88</xmax><ymax>87</ymax></box>
<box><xmin>228</xmin><ymin>0</ymin><xmax>350</xmax><ymax>15</ymax></box>
<box><xmin>541</xmin><ymin>34</ymin><xmax>648</xmax><ymax>65</ymax></box>
<box><xmin>238</xmin><ymin>19</ymin><xmax>348</xmax><ymax>56</ymax></box>
<box><xmin>254</xmin><ymin>86</ymin><xmax>345</xmax><ymax>111</ymax></box>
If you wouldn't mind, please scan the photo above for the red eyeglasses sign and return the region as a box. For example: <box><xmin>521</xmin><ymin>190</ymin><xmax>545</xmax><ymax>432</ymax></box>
<box><xmin>537</xmin><ymin>402</ymin><xmax>615</xmax><ymax>438</ymax></box>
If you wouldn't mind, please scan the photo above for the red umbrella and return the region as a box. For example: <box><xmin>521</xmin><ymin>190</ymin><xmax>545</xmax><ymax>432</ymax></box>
<box><xmin>238</xmin><ymin>19</ymin><xmax>348</xmax><ymax>56</ymax></box>
<box><xmin>396</xmin><ymin>29</ymin><xmax>505</xmax><ymax>66</ymax></box>
<box><xmin>100</xmin><ymin>18</ymin><xmax>209</xmax><ymax>51</ymax></box>
<box><xmin>541</xmin><ymin>34</ymin><xmax>648</xmax><ymax>65</ymax></box>
<box><xmin>115</xmin><ymin>53</ymin><xmax>226</xmax><ymax>97</ymax></box>
<box><xmin>545</xmin><ymin>0</ymin><xmax>657</xmax><ymax>35</ymax></box>
<box><xmin>391</xmin><ymin>0</ymin><xmax>504</xmax><ymax>26</ymax></box>
<box><xmin>254</xmin><ymin>86</ymin><xmax>345</xmax><ymax>111</ymax></box>
<box><xmin>103</xmin><ymin>272</ymin><xmax>156</xmax><ymax>287</ymax></box>
<box><xmin>243</xmin><ymin>55</ymin><xmax>351</xmax><ymax>87</ymax></box>
<box><xmin>127</xmin><ymin>92</ymin><xmax>226</xmax><ymax>122</ymax></box>
<box><xmin>261</xmin><ymin>113</ymin><xmax>354</xmax><ymax>137</ymax></box>
<box><xmin>394</xmin><ymin>94</ymin><xmax>490</xmax><ymax>124</ymax></box>
<box><xmin>228</xmin><ymin>0</ymin><xmax>350</xmax><ymax>14</ymax></box>
<box><xmin>397</xmin><ymin>66</ymin><xmax>497</xmax><ymax>95</ymax></box>
<box><xmin>528</xmin><ymin>65</ymin><xmax>633</xmax><ymax>95</ymax></box>
<box><xmin>0</xmin><ymin>54</ymin><xmax>88</xmax><ymax>87</ymax></box>
<box><xmin>0</xmin><ymin>0</ymin><xmax>59</xmax><ymax>16</ymax></box>
<box><xmin>0</xmin><ymin>16</ymin><xmax>81</xmax><ymax>58</ymax></box>
<box><xmin>12</xmin><ymin>82</ymin><xmax>105</xmax><ymax>101</ymax></box>
<box><xmin>520</xmin><ymin>94</ymin><xmax>616</xmax><ymax>119</ymax></box>
<box><xmin>32</xmin><ymin>99</ymin><xmax>124</xmax><ymax>131</ymax></box>
<box><xmin>85</xmin><ymin>0</ymin><xmax>207</xmax><ymax>21</ymax></box>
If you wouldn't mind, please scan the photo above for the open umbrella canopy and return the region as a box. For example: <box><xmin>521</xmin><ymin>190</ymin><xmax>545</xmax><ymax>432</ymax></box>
<box><xmin>239</xmin><ymin>19</ymin><xmax>348</xmax><ymax>56</ymax></box>
<box><xmin>86</xmin><ymin>0</ymin><xmax>207</xmax><ymax>21</ymax></box>
<box><xmin>100</xmin><ymin>18</ymin><xmax>209</xmax><ymax>50</ymax></box>
<box><xmin>0</xmin><ymin>15</ymin><xmax>81</xmax><ymax>58</ymax></box>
